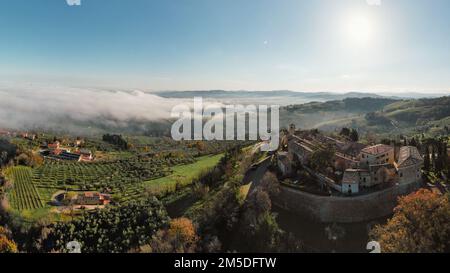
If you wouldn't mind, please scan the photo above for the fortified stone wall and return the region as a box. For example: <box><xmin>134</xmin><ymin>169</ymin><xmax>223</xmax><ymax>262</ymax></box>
<box><xmin>274</xmin><ymin>181</ymin><xmax>421</xmax><ymax>223</ymax></box>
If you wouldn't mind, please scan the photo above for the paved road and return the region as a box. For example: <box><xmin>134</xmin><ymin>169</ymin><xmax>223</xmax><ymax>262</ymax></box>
<box><xmin>242</xmin><ymin>156</ymin><xmax>272</xmax><ymax>195</ymax></box>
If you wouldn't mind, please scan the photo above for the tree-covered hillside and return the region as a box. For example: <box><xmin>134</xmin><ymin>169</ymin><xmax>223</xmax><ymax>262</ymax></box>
<box><xmin>281</xmin><ymin>96</ymin><xmax>450</xmax><ymax>138</ymax></box>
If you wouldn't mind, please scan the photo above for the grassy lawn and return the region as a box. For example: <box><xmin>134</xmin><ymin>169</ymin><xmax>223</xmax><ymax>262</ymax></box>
<box><xmin>142</xmin><ymin>153</ymin><xmax>224</xmax><ymax>195</ymax></box>
<box><xmin>94</xmin><ymin>151</ymin><xmax>135</xmax><ymax>161</ymax></box>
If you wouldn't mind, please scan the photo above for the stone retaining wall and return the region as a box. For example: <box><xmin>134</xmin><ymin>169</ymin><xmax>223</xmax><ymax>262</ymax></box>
<box><xmin>274</xmin><ymin>181</ymin><xmax>421</xmax><ymax>223</ymax></box>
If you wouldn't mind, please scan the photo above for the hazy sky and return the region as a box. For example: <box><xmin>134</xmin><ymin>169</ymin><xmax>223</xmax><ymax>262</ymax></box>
<box><xmin>1</xmin><ymin>0</ymin><xmax>449</xmax><ymax>93</ymax></box>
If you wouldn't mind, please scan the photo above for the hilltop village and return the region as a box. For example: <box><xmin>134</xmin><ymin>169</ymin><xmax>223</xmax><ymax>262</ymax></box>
<box><xmin>276</xmin><ymin>125</ymin><xmax>424</xmax><ymax>196</ymax></box>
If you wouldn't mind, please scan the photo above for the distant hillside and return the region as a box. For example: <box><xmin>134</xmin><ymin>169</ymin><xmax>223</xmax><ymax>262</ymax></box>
<box><xmin>285</xmin><ymin>97</ymin><xmax>397</xmax><ymax>113</ymax></box>
<box><xmin>153</xmin><ymin>90</ymin><xmax>384</xmax><ymax>102</ymax></box>
<box><xmin>381</xmin><ymin>96</ymin><xmax>450</xmax><ymax>125</ymax></box>
<box><xmin>279</xmin><ymin>97</ymin><xmax>398</xmax><ymax>131</ymax></box>
<box><xmin>363</xmin><ymin>96</ymin><xmax>450</xmax><ymax>136</ymax></box>
<box><xmin>281</xmin><ymin>96</ymin><xmax>450</xmax><ymax>138</ymax></box>
<box><xmin>153</xmin><ymin>90</ymin><xmax>447</xmax><ymax>101</ymax></box>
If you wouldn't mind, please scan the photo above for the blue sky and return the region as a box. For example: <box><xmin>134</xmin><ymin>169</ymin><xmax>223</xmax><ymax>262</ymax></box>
<box><xmin>1</xmin><ymin>0</ymin><xmax>449</xmax><ymax>93</ymax></box>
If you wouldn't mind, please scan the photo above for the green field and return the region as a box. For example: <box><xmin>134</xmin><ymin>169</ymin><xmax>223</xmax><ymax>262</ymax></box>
<box><xmin>7</xmin><ymin>166</ymin><xmax>45</xmax><ymax>210</ymax></box>
<box><xmin>5</xmin><ymin>153</ymin><xmax>224</xmax><ymax>217</ymax></box>
<box><xmin>142</xmin><ymin>154</ymin><xmax>224</xmax><ymax>195</ymax></box>
<box><xmin>31</xmin><ymin>155</ymin><xmax>196</xmax><ymax>202</ymax></box>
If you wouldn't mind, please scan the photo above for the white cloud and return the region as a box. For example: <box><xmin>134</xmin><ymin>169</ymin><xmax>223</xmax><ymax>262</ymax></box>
<box><xmin>66</xmin><ymin>0</ymin><xmax>81</xmax><ymax>6</ymax></box>
<box><xmin>0</xmin><ymin>83</ymin><xmax>187</xmax><ymax>132</ymax></box>
<box><xmin>366</xmin><ymin>0</ymin><xmax>381</xmax><ymax>6</ymax></box>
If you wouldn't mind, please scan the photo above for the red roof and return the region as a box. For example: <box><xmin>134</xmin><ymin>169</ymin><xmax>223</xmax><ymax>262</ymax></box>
<box><xmin>83</xmin><ymin>192</ymin><xmax>97</xmax><ymax>198</ymax></box>
<box><xmin>48</xmin><ymin>143</ymin><xmax>60</xmax><ymax>149</ymax></box>
<box><xmin>52</xmin><ymin>149</ymin><xmax>63</xmax><ymax>155</ymax></box>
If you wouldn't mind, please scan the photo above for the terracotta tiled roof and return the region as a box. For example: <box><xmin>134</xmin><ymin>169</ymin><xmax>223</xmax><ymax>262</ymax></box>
<box><xmin>84</xmin><ymin>192</ymin><xmax>95</xmax><ymax>198</ymax></box>
<box><xmin>361</xmin><ymin>144</ymin><xmax>393</xmax><ymax>155</ymax></box>
<box><xmin>48</xmin><ymin>143</ymin><xmax>59</xmax><ymax>149</ymax></box>
<box><xmin>342</xmin><ymin>169</ymin><xmax>360</xmax><ymax>184</ymax></box>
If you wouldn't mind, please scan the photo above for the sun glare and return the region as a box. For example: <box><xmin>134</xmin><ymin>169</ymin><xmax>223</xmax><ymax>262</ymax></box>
<box><xmin>344</xmin><ymin>14</ymin><xmax>374</xmax><ymax>45</ymax></box>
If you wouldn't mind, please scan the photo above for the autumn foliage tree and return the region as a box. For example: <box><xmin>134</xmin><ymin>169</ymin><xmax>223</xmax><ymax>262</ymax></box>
<box><xmin>0</xmin><ymin>226</ymin><xmax>18</xmax><ymax>253</ymax></box>
<box><xmin>146</xmin><ymin>218</ymin><xmax>199</xmax><ymax>253</ymax></box>
<box><xmin>370</xmin><ymin>189</ymin><xmax>450</xmax><ymax>253</ymax></box>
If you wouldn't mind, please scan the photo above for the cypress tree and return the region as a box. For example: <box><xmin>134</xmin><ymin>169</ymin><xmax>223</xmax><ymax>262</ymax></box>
<box><xmin>424</xmin><ymin>145</ymin><xmax>431</xmax><ymax>171</ymax></box>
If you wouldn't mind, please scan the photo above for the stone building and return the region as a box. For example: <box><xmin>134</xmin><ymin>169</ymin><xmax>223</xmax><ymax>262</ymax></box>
<box><xmin>342</xmin><ymin>169</ymin><xmax>361</xmax><ymax>194</ymax></box>
<box><xmin>342</xmin><ymin>145</ymin><xmax>422</xmax><ymax>194</ymax></box>
<box><xmin>359</xmin><ymin>144</ymin><xmax>395</xmax><ymax>169</ymax></box>
<box><xmin>288</xmin><ymin>135</ymin><xmax>315</xmax><ymax>165</ymax></box>
<box><xmin>395</xmin><ymin>146</ymin><xmax>424</xmax><ymax>184</ymax></box>
<box><xmin>278</xmin><ymin>129</ymin><xmax>423</xmax><ymax>196</ymax></box>
<box><xmin>277</xmin><ymin>151</ymin><xmax>292</xmax><ymax>177</ymax></box>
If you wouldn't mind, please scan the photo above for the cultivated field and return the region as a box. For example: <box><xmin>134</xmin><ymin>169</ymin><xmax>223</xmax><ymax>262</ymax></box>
<box><xmin>5</xmin><ymin>153</ymin><xmax>224</xmax><ymax>215</ymax></box>
<box><xmin>7</xmin><ymin>166</ymin><xmax>44</xmax><ymax>210</ymax></box>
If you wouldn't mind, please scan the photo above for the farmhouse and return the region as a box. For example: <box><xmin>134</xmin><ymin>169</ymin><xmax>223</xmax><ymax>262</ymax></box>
<box><xmin>77</xmin><ymin>149</ymin><xmax>93</xmax><ymax>161</ymax></box>
<box><xmin>42</xmin><ymin>143</ymin><xmax>93</xmax><ymax>162</ymax></box>
<box><xmin>47</xmin><ymin>141</ymin><xmax>60</xmax><ymax>150</ymax></box>
<box><xmin>64</xmin><ymin>192</ymin><xmax>111</xmax><ymax>206</ymax></box>
<box><xmin>58</xmin><ymin>151</ymin><xmax>82</xmax><ymax>161</ymax></box>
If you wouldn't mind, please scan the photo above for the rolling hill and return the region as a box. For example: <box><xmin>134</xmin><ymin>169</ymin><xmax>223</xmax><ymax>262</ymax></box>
<box><xmin>281</xmin><ymin>96</ymin><xmax>450</xmax><ymax>138</ymax></box>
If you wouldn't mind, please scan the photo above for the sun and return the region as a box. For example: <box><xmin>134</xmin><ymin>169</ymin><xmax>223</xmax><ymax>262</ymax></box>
<box><xmin>344</xmin><ymin>14</ymin><xmax>374</xmax><ymax>45</ymax></box>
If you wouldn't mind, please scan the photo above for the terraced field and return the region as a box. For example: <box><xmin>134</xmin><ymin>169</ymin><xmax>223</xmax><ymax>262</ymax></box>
<box><xmin>6</xmin><ymin>154</ymin><xmax>224</xmax><ymax>213</ymax></box>
<box><xmin>31</xmin><ymin>156</ymin><xmax>195</xmax><ymax>200</ymax></box>
<box><xmin>7</xmin><ymin>166</ymin><xmax>45</xmax><ymax>210</ymax></box>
